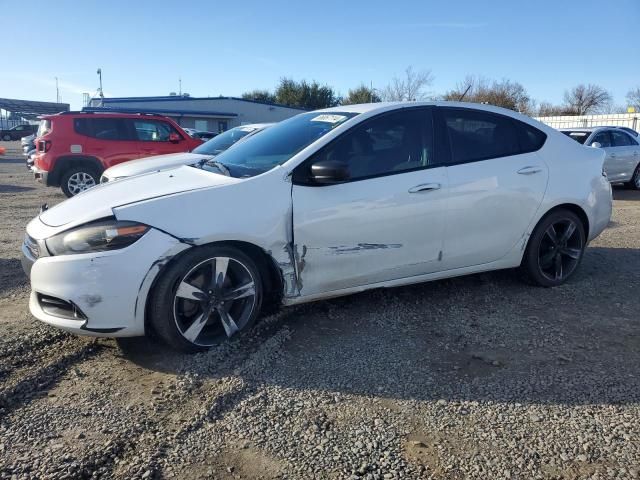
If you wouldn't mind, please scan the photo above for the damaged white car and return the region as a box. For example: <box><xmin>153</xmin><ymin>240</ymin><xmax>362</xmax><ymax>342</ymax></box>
<box><xmin>22</xmin><ymin>102</ymin><xmax>612</xmax><ymax>351</ymax></box>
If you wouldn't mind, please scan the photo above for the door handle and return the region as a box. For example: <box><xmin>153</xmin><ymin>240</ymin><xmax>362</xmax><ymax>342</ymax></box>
<box><xmin>408</xmin><ymin>183</ymin><xmax>441</xmax><ymax>193</ymax></box>
<box><xmin>517</xmin><ymin>166</ymin><xmax>543</xmax><ymax>175</ymax></box>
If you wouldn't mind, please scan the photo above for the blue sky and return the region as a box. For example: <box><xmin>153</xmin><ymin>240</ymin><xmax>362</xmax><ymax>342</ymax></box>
<box><xmin>2</xmin><ymin>0</ymin><xmax>639</xmax><ymax>110</ymax></box>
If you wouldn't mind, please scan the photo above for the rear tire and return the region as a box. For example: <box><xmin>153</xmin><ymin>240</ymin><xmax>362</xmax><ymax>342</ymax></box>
<box><xmin>626</xmin><ymin>164</ymin><xmax>640</xmax><ymax>190</ymax></box>
<box><xmin>60</xmin><ymin>166</ymin><xmax>100</xmax><ymax>197</ymax></box>
<box><xmin>520</xmin><ymin>209</ymin><xmax>586</xmax><ymax>287</ymax></box>
<box><xmin>148</xmin><ymin>245</ymin><xmax>264</xmax><ymax>353</ymax></box>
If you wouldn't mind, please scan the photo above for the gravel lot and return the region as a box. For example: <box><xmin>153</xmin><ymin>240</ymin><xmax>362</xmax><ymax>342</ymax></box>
<box><xmin>1</xmin><ymin>142</ymin><xmax>639</xmax><ymax>479</ymax></box>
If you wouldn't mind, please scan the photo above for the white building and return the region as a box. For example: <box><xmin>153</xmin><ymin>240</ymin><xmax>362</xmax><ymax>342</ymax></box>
<box><xmin>87</xmin><ymin>95</ymin><xmax>306</xmax><ymax>132</ymax></box>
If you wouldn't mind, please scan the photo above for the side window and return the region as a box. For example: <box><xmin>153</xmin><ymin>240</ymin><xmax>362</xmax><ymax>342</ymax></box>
<box><xmin>611</xmin><ymin>130</ymin><xmax>633</xmax><ymax>147</ymax></box>
<box><xmin>592</xmin><ymin>131</ymin><xmax>612</xmax><ymax>147</ymax></box>
<box><xmin>303</xmin><ymin>109</ymin><xmax>434</xmax><ymax>182</ymax></box>
<box><xmin>133</xmin><ymin>120</ymin><xmax>177</xmax><ymax>141</ymax></box>
<box><xmin>516</xmin><ymin>121</ymin><xmax>547</xmax><ymax>152</ymax></box>
<box><xmin>73</xmin><ymin>118</ymin><xmax>130</xmax><ymax>140</ymax></box>
<box><xmin>441</xmin><ymin>108</ymin><xmax>520</xmax><ymax>164</ymax></box>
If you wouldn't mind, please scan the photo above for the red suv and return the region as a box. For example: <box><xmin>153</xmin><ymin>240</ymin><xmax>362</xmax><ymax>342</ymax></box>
<box><xmin>33</xmin><ymin>111</ymin><xmax>202</xmax><ymax>197</ymax></box>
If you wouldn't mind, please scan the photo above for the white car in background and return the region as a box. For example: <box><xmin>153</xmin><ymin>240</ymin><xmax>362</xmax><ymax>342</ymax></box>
<box><xmin>22</xmin><ymin>102</ymin><xmax>612</xmax><ymax>352</ymax></box>
<box><xmin>100</xmin><ymin>123</ymin><xmax>273</xmax><ymax>183</ymax></box>
<box><xmin>561</xmin><ymin>126</ymin><xmax>640</xmax><ymax>189</ymax></box>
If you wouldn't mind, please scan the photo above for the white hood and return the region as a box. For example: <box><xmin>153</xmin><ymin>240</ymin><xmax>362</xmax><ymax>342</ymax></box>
<box><xmin>102</xmin><ymin>152</ymin><xmax>211</xmax><ymax>180</ymax></box>
<box><xmin>37</xmin><ymin>166</ymin><xmax>240</xmax><ymax>231</ymax></box>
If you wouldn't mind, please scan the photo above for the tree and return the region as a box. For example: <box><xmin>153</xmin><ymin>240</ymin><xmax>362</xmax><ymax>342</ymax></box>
<box><xmin>626</xmin><ymin>87</ymin><xmax>640</xmax><ymax>110</ymax></box>
<box><xmin>274</xmin><ymin>78</ymin><xmax>340</xmax><ymax>110</ymax></box>
<box><xmin>342</xmin><ymin>84</ymin><xmax>381</xmax><ymax>105</ymax></box>
<box><xmin>381</xmin><ymin>66</ymin><xmax>434</xmax><ymax>101</ymax></box>
<box><xmin>241</xmin><ymin>89</ymin><xmax>276</xmax><ymax>103</ymax></box>
<box><xmin>443</xmin><ymin>75</ymin><xmax>534</xmax><ymax>114</ymax></box>
<box><xmin>563</xmin><ymin>84</ymin><xmax>612</xmax><ymax>115</ymax></box>
<box><xmin>537</xmin><ymin>101</ymin><xmax>572</xmax><ymax>117</ymax></box>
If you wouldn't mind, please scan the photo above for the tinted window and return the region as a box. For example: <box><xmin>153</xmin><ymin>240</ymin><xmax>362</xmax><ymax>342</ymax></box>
<box><xmin>73</xmin><ymin>118</ymin><xmax>131</xmax><ymax>140</ymax></box>
<box><xmin>132</xmin><ymin>120</ymin><xmax>178</xmax><ymax>141</ymax></box>
<box><xmin>442</xmin><ymin>109</ymin><xmax>519</xmax><ymax>163</ymax></box>
<box><xmin>611</xmin><ymin>130</ymin><xmax>634</xmax><ymax>147</ymax></box>
<box><xmin>301</xmin><ymin>109</ymin><xmax>434</xmax><ymax>181</ymax></box>
<box><xmin>192</xmin><ymin>126</ymin><xmax>258</xmax><ymax>155</ymax></box>
<box><xmin>592</xmin><ymin>131</ymin><xmax>612</xmax><ymax>147</ymax></box>
<box><xmin>517</xmin><ymin>121</ymin><xmax>547</xmax><ymax>152</ymax></box>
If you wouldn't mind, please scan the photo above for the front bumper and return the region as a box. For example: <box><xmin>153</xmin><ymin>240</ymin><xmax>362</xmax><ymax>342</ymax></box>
<box><xmin>23</xmin><ymin>226</ymin><xmax>188</xmax><ymax>337</ymax></box>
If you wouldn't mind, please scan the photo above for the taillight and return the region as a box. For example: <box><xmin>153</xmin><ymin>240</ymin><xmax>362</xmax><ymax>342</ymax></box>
<box><xmin>37</xmin><ymin>140</ymin><xmax>52</xmax><ymax>153</ymax></box>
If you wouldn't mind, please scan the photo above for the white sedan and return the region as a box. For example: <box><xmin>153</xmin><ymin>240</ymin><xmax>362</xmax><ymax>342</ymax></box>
<box><xmin>22</xmin><ymin>102</ymin><xmax>612</xmax><ymax>352</ymax></box>
<box><xmin>100</xmin><ymin>123</ymin><xmax>273</xmax><ymax>183</ymax></box>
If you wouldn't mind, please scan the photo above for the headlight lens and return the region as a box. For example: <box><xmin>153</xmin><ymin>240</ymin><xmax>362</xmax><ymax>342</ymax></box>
<box><xmin>46</xmin><ymin>220</ymin><xmax>150</xmax><ymax>256</ymax></box>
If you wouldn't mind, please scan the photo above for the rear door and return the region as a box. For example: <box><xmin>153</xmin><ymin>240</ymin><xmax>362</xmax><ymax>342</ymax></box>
<box><xmin>73</xmin><ymin>117</ymin><xmax>139</xmax><ymax>169</ymax></box>
<box><xmin>437</xmin><ymin>107</ymin><xmax>549</xmax><ymax>270</ymax></box>
<box><xmin>130</xmin><ymin>119</ymin><xmax>188</xmax><ymax>157</ymax></box>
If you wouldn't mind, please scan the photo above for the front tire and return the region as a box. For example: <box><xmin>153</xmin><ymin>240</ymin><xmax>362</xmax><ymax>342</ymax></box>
<box><xmin>520</xmin><ymin>210</ymin><xmax>586</xmax><ymax>287</ymax></box>
<box><xmin>60</xmin><ymin>166</ymin><xmax>100</xmax><ymax>197</ymax></box>
<box><xmin>148</xmin><ymin>245</ymin><xmax>263</xmax><ymax>352</ymax></box>
<box><xmin>2</xmin><ymin>134</ymin><xmax>11</xmax><ymax>141</ymax></box>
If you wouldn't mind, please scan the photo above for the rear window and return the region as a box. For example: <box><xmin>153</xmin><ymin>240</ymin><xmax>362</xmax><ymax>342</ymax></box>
<box><xmin>74</xmin><ymin>118</ymin><xmax>131</xmax><ymax>140</ymax></box>
<box><xmin>37</xmin><ymin>119</ymin><xmax>51</xmax><ymax>137</ymax></box>
<box><xmin>562</xmin><ymin>131</ymin><xmax>590</xmax><ymax>145</ymax></box>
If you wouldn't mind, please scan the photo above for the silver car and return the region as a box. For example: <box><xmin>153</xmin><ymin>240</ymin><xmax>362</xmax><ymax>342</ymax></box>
<box><xmin>561</xmin><ymin>127</ymin><xmax>640</xmax><ymax>188</ymax></box>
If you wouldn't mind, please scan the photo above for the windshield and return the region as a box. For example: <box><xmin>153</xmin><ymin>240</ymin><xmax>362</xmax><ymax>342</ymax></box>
<box><xmin>202</xmin><ymin>112</ymin><xmax>358</xmax><ymax>178</ymax></box>
<box><xmin>192</xmin><ymin>125</ymin><xmax>261</xmax><ymax>155</ymax></box>
<box><xmin>562</xmin><ymin>130</ymin><xmax>590</xmax><ymax>144</ymax></box>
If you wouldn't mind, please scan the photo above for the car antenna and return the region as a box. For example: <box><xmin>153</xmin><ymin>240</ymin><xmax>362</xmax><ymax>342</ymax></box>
<box><xmin>458</xmin><ymin>84</ymin><xmax>472</xmax><ymax>102</ymax></box>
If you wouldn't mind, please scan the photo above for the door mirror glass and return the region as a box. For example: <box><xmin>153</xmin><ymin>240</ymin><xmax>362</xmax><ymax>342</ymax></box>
<box><xmin>169</xmin><ymin>133</ymin><xmax>181</xmax><ymax>143</ymax></box>
<box><xmin>310</xmin><ymin>160</ymin><xmax>350</xmax><ymax>184</ymax></box>
<box><xmin>591</xmin><ymin>141</ymin><xmax>602</xmax><ymax>148</ymax></box>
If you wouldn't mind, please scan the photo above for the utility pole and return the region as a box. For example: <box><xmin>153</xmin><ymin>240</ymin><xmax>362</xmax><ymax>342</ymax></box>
<box><xmin>97</xmin><ymin>68</ymin><xmax>104</xmax><ymax>100</ymax></box>
<box><xmin>179</xmin><ymin>77</ymin><xmax>182</xmax><ymax>96</ymax></box>
<box><xmin>55</xmin><ymin>77</ymin><xmax>60</xmax><ymax>103</ymax></box>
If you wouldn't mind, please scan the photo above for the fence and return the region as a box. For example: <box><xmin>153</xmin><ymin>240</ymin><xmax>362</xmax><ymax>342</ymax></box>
<box><xmin>535</xmin><ymin>113</ymin><xmax>639</xmax><ymax>130</ymax></box>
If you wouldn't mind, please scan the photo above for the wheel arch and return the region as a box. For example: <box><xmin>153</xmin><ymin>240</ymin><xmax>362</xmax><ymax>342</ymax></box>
<box><xmin>539</xmin><ymin>203</ymin><xmax>590</xmax><ymax>239</ymax></box>
<box><xmin>50</xmin><ymin>155</ymin><xmax>104</xmax><ymax>186</ymax></box>
<box><xmin>142</xmin><ymin>239</ymin><xmax>284</xmax><ymax>336</ymax></box>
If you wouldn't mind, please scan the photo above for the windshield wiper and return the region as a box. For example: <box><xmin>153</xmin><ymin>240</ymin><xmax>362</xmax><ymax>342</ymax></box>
<box><xmin>202</xmin><ymin>159</ymin><xmax>231</xmax><ymax>177</ymax></box>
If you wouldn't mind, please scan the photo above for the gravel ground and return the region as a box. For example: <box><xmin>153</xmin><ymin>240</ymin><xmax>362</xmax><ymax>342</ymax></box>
<box><xmin>1</xmin><ymin>145</ymin><xmax>639</xmax><ymax>479</ymax></box>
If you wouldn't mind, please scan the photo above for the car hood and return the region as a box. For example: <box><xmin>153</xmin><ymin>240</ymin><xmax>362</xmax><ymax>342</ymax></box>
<box><xmin>102</xmin><ymin>152</ymin><xmax>212</xmax><ymax>180</ymax></box>
<box><xmin>38</xmin><ymin>165</ymin><xmax>240</xmax><ymax>230</ymax></box>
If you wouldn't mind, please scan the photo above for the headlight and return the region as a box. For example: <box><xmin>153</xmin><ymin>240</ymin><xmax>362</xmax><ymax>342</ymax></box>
<box><xmin>46</xmin><ymin>220</ymin><xmax>150</xmax><ymax>256</ymax></box>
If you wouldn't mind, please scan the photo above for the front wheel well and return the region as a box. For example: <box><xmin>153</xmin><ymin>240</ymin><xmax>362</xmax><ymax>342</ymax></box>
<box><xmin>143</xmin><ymin>240</ymin><xmax>284</xmax><ymax>336</ymax></box>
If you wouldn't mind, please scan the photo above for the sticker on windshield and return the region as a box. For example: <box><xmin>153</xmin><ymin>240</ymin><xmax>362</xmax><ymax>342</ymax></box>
<box><xmin>310</xmin><ymin>114</ymin><xmax>348</xmax><ymax>123</ymax></box>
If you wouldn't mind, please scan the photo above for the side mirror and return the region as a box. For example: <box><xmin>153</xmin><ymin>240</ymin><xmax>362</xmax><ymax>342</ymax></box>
<box><xmin>169</xmin><ymin>133</ymin><xmax>181</xmax><ymax>143</ymax></box>
<box><xmin>591</xmin><ymin>141</ymin><xmax>602</xmax><ymax>148</ymax></box>
<box><xmin>310</xmin><ymin>160</ymin><xmax>350</xmax><ymax>184</ymax></box>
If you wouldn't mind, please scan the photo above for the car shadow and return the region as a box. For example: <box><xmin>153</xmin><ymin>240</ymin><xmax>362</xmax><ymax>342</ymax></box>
<box><xmin>612</xmin><ymin>186</ymin><xmax>640</xmax><ymax>201</ymax></box>
<box><xmin>0</xmin><ymin>184</ymin><xmax>35</xmax><ymax>193</ymax></box>
<box><xmin>121</xmin><ymin>246</ymin><xmax>640</xmax><ymax>407</ymax></box>
<box><xmin>0</xmin><ymin>258</ymin><xmax>28</xmax><ymax>298</ymax></box>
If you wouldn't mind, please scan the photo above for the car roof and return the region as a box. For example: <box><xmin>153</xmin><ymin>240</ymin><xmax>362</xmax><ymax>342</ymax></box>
<box><xmin>236</xmin><ymin>123</ymin><xmax>273</xmax><ymax>129</ymax></box>
<box><xmin>316</xmin><ymin>101</ymin><xmax>556</xmax><ymax>133</ymax></box>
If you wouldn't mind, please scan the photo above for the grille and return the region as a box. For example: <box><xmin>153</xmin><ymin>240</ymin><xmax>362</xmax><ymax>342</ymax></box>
<box><xmin>24</xmin><ymin>234</ymin><xmax>40</xmax><ymax>259</ymax></box>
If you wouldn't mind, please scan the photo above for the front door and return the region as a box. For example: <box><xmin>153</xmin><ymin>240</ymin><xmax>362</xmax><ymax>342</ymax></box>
<box><xmin>437</xmin><ymin>107</ymin><xmax>549</xmax><ymax>270</ymax></box>
<box><xmin>291</xmin><ymin>107</ymin><xmax>448</xmax><ymax>297</ymax></box>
